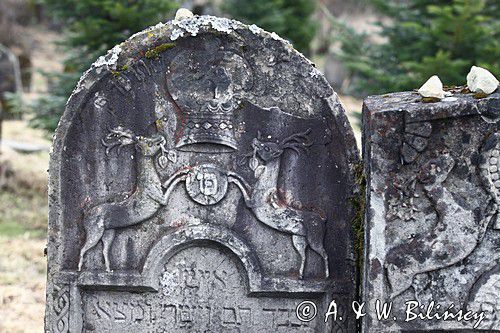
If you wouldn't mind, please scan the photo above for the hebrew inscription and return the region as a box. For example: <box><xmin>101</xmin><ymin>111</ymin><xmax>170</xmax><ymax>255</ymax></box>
<box><xmin>82</xmin><ymin>246</ymin><xmax>326</xmax><ymax>332</ymax></box>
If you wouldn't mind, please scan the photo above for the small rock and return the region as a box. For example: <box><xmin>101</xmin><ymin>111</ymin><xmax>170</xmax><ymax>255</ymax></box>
<box><xmin>175</xmin><ymin>8</ymin><xmax>194</xmax><ymax>21</ymax></box>
<box><xmin>418</xmin><ymin>75</ymin><xmax>445</xmax><ymax>99</ymax></box>
<box><xmin>467</xmin><ymin>66</ymin><xmax>499</xmax><ymax>95</ymax></box>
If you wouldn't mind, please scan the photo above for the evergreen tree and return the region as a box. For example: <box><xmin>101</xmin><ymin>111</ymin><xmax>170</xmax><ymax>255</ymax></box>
<box><xmin>330</xmin><ymin>0</ymin><xmax>499</xmax><ymax>96</ymax></box>
<box><xmin>31</xmin><ymin>0</ymin><xmax>178</xmax><ymax>132</ymax></box>
<box><xmin>222</xmin><ymin>0</ymin><xmax>317</xmax><ymax>54</ymax></box>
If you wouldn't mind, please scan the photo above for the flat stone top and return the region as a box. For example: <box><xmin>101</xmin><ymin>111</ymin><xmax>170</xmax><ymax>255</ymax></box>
<box><xmin>364</xmin><ymin>90</ymin><xmax>500</xmax><ymax>123</ymax></box>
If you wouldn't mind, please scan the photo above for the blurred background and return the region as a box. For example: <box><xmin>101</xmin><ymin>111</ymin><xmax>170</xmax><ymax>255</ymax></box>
<box><xmin>0</xmin><ymin>0</ymin><xmax>498</xmax><ymax>331</ymax></box>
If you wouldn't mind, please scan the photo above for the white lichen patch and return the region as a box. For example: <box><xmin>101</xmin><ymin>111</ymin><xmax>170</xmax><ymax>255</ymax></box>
<box><xmin>93</xmin><ymin>45</ymin><xmax>122</xmax><ymax>72</ymax></box>
<box><xmin>173</xmin><ymin>17</ymin><xmax>200</xmax><ymax>36</ymax></box>
<box><xmin>130</xmin><ymin>22</ymin><xmax>166</xmax><ymax>41</ymax></box>
<box><xmin>171</xmin><ymin>15</ymin><xmax>241</xmax><ymax>40</ymax></box>
<box><xmin>249</xmin><ymin>24</ymin><xmax>263</xmax><ymax>35</ymax></box>
<box><xmin>270</xmin><ymin>32</ymin><xmax>280</xmax><ymax>40</ymax></box>
<box><xmin>210</xmin><ymin>16</ymin><xmax>239</xmax><ymax>34</ymax></box>
<box><xmin>170</xmin><ymin>28</ymin><xmax>185</xmax><ymax>41</ymax></box>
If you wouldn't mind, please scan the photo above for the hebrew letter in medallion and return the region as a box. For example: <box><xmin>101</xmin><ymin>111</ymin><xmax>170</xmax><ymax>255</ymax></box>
<box><xmin>185</xmin><ymin>164</ymin><xmax>228</xmax><ymax>205</ymax></box>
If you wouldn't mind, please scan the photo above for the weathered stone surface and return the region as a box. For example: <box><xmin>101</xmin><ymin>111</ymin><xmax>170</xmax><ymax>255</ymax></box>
<box><xmin>363</xmin><ymin>90</ymin><xmax>500</xmax><ymax>332</ymax></box>
<box><xmin>45</xmin><ymin>15</ymin><xmax>360</xmax><ymax>332</ymax></box>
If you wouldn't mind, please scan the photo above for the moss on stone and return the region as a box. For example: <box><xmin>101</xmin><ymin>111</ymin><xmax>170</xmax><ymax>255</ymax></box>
<box><xmin>422</xmin><ymin>97</ymin><xmax>441</xmax><ymax>103</ymax></box>
<box><xmin>145</xmin><ymin>43</ymin><xmax>176</xmax><ymax>59</ymax></box>
<box><xmin>350</xmin><ymin>162</ymin><xmax>366</xmax><ymax>274</ymax></box>
<box><xmin>474</xmin><ymin>92</ymin><xmax>488</xmax><ymax>99</ymax></box>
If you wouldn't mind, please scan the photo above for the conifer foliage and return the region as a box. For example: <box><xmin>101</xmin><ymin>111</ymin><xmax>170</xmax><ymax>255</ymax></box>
<box><xmin>222</xmin><ymin>0</ymin><xmax>317</xmax><ymax>54</ymax></box>
<box><xmin>31</xmin><ymin>0</ymin><xmax>178</xmax><ymax>132</ymax></box>
<box><xmin>332</xmin><ymin>0</ymin><xmax>499</xmax><ymax>95</ymax></box>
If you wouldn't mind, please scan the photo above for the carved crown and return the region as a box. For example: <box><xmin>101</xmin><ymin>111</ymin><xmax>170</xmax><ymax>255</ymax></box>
<box><xmin>176</xmin><ymin>88</ymin><xmax>239</xmax><ymax>152</ymax></box>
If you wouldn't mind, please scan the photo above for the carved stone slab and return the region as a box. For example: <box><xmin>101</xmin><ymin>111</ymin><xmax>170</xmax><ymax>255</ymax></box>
<box><xmin>363</xmin><ymin>90</ymin><xmax>500</xmax><ymax>332</ymax></box>
<box><xmin>44</xmin><ymin>15</ymin><xmax>360</xmax><ymax>332</ymax></box>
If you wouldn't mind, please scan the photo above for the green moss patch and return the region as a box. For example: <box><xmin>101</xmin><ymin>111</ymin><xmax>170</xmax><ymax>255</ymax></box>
<box><xmin>145</xmin><ymin>43</ymin><xmax>176</xmax><ymax>59</ymax></box>
<box><xmin>350</xmin><ymin>162</ymin><xmax>366</xmax><ymax>273</ymax></box>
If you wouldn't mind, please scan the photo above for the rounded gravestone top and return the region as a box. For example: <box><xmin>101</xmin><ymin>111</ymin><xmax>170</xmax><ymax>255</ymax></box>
<box><xmin>46</xmin><ymin>14</ymin><xmax>360</xmax><ymax>333</ymax></box>
<box><xmin>64</xmin><ymin>15</ymin><xmax>345</xmax><ymax>121</ymax></box>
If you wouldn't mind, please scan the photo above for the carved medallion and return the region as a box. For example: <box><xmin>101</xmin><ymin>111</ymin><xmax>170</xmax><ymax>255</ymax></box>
<box><xmin>185</xmin><ymin>164</ymin><xmax>228</xmax><ymax>205</ymax></box>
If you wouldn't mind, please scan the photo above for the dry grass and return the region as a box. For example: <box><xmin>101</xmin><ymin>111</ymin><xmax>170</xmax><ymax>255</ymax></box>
<box><xmin>1</xmin><ymin>120</ymin><xmax>49</xmax><ymax>237</ymax></box>
<box><xmin>0</xmin><ymin>236</ymin><xmax>46</xmax><ymax>333</ymax></box>
<box><xmin>0</xmin><ymin>120</ymin><xmax>48</xmax><ymax>333</ymax></box>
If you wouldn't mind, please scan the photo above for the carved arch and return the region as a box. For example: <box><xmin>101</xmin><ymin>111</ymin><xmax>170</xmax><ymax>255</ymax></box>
<box><xmin>142</xmin><ymin>224</ymin><xmax>263</xmax><ymax>293</ymax></box>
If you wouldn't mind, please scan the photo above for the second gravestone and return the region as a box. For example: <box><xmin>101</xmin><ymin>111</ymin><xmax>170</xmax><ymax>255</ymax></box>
<box><xmin>45</xmin><ymin>15</ymin><xmax>360</xmax><ymax>332</ymax></box>
<box><xmin>0</xmin><ymin>44</ymin><xmax>22</xmax><ymax>145</ymax></box>
<box><xmin>363</xmin><ymin>90</ymin><xmax>500</xmax><ymax>331</ymax></box>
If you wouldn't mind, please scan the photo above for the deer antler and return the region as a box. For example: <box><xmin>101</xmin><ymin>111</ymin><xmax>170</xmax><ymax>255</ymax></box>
<box><xmin>280</xmin><ymin>128</ymin><xmax>312</xmax><ymax>154</ymax></box>
<box><xmin>102</xmin><ymin>126</ymin><xmax>136</xmax><ymax>155</ymax></box>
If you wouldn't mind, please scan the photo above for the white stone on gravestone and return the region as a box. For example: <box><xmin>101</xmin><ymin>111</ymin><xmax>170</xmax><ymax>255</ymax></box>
<box><xmin>418</xmin><ymin>75</ymin><xmax>446</xmax><ymax>99</ymax></box>
<box><xmin>467</xmin><ymin>65</ymin><xmax>499</xmax><ymax>95</ymax></box>
<box><xmin>174</xmin><ymin>8</ymin><xmax>194</xmax><ymax>21</ymax></box>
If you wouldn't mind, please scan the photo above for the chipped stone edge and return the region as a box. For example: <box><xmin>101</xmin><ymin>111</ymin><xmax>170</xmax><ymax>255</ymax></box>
<box><xmin>68</xmin><ymin>15</ymin><xmax>321</xmax><ymax>106</ymax></box>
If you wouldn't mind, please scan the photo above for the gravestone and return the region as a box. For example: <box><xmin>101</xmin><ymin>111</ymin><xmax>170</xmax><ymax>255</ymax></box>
<box><xmin>0</xmin><ymin>44</ymin><xmax>22</xmax><ymax>98</ymax></box>
<box><xmin>45</xmin><ymin>14</ymin><xmax>360</xmax><ymax>332</ymax></box>
<box><xmin>363</xmin><ymin>90</ymin><xmax>500</xmax><ymax>331</ymax></box>
<box><xmin>0</xmin><ymin>44</ymin><xmax>22</xmax><ymax>149</ymax></box>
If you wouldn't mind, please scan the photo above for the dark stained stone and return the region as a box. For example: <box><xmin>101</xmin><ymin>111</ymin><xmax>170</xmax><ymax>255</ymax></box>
<box><xmin>45</xmin><ymin>15</ymin><xmax>360</xmax><ymax>332</ymax></box>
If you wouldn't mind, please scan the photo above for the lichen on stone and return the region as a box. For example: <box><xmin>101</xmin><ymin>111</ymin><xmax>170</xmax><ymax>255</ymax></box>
<box><xmin>249</xmin><ymin>24</ymin><xmax>263</xmax><ymax>35</ymax></box>
<box><xmin>170</xmin><ymin>28</ymin><xmax>185</xmax><ymax>41</ymax></box>
<box><xmin>93</xmin><ymin>45</ymin><xmax>122</xmax><ymax>74</ymax></box>
<box><xmin>145</xmin><ymin>43</ymin><xmax>176</xmax><ymax>59</ymax></box>
<box><xmin>170</xmin><ymin>15</ymin><xmax>241</xmax><ymax>41</ymax></box>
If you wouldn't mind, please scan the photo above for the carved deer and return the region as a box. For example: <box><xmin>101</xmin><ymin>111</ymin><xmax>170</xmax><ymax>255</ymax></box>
<box><xmin>385</xmin><ymin>154</ymin><xmax>490</xmax><ymax>298</ymax></box>
<box><xmin>237</xmin><ymin>129</ymin><xmax>329</xmax><ymax>278</ymax></box>
<box><xmin>78</xmin><ymin>126</ymin><xmax>175</xmax><ymax>272</ymax></box>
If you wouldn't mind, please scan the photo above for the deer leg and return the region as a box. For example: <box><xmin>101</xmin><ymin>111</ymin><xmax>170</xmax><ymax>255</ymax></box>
<box><xmin>310</xmin><ymin>242</ymin><xmax>330</xmax><ymax>278</ymax></box>
<box><xmin>292</xmin><ymin>235</ymin><xmax>308</xmax><ymax>278</ymax></box>
<box><xmin>78</xmin><ymin>221</ymin><xmax>105</xmax><ymax>271</ymax></box>
<box><xmin>102</xmin><ymin>229</ymin><xmax>116</xmax><ymax>272</ymax></box>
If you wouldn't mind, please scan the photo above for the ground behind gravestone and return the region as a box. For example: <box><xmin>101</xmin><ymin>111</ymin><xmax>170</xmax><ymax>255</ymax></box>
<box><xmin>0</xmin><ymin>26</ymin><xmax>362</xmax><ymax>333</ymax></box>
